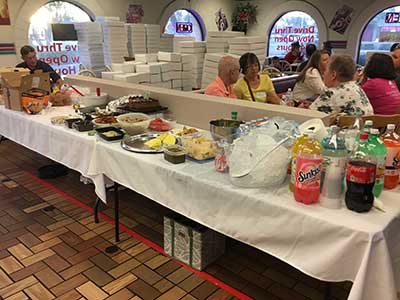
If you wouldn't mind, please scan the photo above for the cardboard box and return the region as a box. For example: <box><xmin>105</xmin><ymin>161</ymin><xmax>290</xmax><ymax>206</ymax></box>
<box><xmin>1</xmin><ymin>71</ymin><xmax>50</xmax><ymax>111</ymax></box>
<box><xmin>164</xmin><ymin>214</ymin><xmax>225</xmax><ymax>270</ymax></box>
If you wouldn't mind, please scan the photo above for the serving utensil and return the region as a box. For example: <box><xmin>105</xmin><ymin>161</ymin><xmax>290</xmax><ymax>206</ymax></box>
<box><xmin>230</xmin><ymin>136</ymin><xmax>290</xmax><ymax>178</ymax></box>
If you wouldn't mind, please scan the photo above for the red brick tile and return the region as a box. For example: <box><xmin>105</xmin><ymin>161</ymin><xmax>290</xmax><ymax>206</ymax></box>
<box><xmin>89</xmin><ymin>253</ymin><xmax>118</xmax><ymax>272</ymax></box>
<box><xmin>83</xmin><ymin>266</ymin><xmax>114</xmax><ymax>287</ymax></box>
<box><xmin>67</xmin><ymin>247</ymin><xmax>100</xmax><ymax>265</ymax></box>
<box><xmin>35</xmin><ymin>267</ymin><xmax>63</xmax><ymax>289</ymax></box>
<box><xmin>44</xmin><ymin>254</ymin><xmax>71</xmax><ymax>273</ymax></box>
<box><xmin>131</xmin><ymin>264</ymin><xmax>163</xmax><ymax>286</ymax></box>
<box><xmin>10</xmin><ymin>261</ymin><xmax>47</xmax><ymax>282</ymax></box>
<box><xmin>190</xmin><ymin>281</ymin><xmax>219</xmax><ymax>300</ymax></box>
<box><xmin>268</xmin><ymin>283</ymin><xmax>306</xmax><ymax>300</ymax></box>
<box><xmin>128</xmin><ymin>279</ymin><xmax>161</xmax><ymax>300</ymax></box>
<box><xmin>50</xmin><ymin>274</ymin><xmax>88</xmax><ymax>297</ymax></box>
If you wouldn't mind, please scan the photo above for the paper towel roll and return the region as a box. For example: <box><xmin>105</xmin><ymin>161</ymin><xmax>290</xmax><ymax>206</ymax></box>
<box><xmin>298</xmin><ymin>119</ymin><xmax>328</xmax><ymax>141</ymax></box>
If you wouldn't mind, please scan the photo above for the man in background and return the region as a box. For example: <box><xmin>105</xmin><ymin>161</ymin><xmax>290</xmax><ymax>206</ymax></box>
<box><xmin>284</xmin><ymin>41</ymin><xmax>304</xmax><ymax>64</ymax></box>
<box><xmin>16</xmin><ymin>45</ymin><xmax>63</xmax><ymax>87</ymax></box>
<box><xmin>390</xmin><ymin>43</ymin><xmax>400</xmax><ymax>90</ymax></box>
<box><xmin>297</xmin><ymin>43</ymin><xmax>317</xmax><ymax>72</ymax></box>
<box><xmin>204</xmin><ymin>56</ymin><xmax>240</xmax><ymax>98</ymax></box>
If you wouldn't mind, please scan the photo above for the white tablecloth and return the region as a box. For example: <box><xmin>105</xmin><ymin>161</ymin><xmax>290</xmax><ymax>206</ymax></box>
<box><xmin>88</xmin><ymin>136</ymin><xmax>400</xmax><ymax>300</ymax></box>
<box><xmin>1</xmin><ymin>105</ymin><xmax>400</xmax><ymax>300</ymax></box>
<box><xmin>0</xmin><ymin>106</ymin><xmax>97</xmax><ymax>176</ymax></box>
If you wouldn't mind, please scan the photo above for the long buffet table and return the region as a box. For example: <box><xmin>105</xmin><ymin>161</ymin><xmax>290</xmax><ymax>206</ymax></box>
<box><xmin>0</xmin><ymin>77</ymin><xmax>399</xmax><ymax>300</ymax></box>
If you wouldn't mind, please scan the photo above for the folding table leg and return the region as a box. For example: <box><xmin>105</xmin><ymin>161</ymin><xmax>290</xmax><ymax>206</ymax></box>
<box><xmin>94</xmin><ymin>197</ymin><xmax>101</xmax><ymax>223</ymax></box>
<box><xmin>324</xmin><ymin>282</ymin><xmax>332</xmax><ymax>300</ymax></box>
<box><xmin>114</xmin><ymin>182</ymin><xmax>120</xmax><ymax>243</ymax></box>
<box><xmin>105</xmin><ymin>182</ymin><xmax>120</xmax><ymax>254</ymax></box>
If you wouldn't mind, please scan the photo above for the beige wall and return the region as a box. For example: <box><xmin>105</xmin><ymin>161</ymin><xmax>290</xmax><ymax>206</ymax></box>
<box><xmin>0</xmin><ymin>0</ymin><xmax>398</xmax><ymax>68</ymax></box>
<box><xmin>158</xmin><ymin>0</ymin><xmax>235</xmax><ymax>38</ymax></box>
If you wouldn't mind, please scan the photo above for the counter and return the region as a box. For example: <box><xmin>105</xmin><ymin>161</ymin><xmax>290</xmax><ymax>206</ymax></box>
<box><xmin>65</xmin><ymin>75</ymin><xmax>329</xmax><ymax>130</ymax></box>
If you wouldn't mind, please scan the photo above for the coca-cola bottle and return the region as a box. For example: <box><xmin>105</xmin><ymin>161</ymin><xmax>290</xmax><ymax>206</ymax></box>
<box><xmin>345</xmin><ymin>133</ymin><xmax>377</xmax><ymax>213</ymax></box>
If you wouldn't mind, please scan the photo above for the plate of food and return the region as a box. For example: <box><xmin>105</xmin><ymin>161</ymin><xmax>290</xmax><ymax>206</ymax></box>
<box><xmin>92</xmin><ymin>115</ymin><xmax>119</xmax><ymax>128</ymax></box>
<box><xmin>121</xmin><ymin>133</ymin><xmax>176</xmax><ymax>153</ymax></box>
<box><xmin>96</xmin><ymin>126</ymin><xmax>125</xmax><ymax>141</ymax></box>
<box><xmin>175</xmin><ymin>126</ymin><xmax>199</xmax><ymax>136</ymax></box>
<box><xmin>149</xmin><ymin>118</ymin><xmax>173</xmax><ymax>132</ymax></box>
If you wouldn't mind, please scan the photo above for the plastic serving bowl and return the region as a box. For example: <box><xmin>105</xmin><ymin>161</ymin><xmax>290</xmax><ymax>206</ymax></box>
<box><xmin>116</xmin><ymin>112</ymin><xmax>151</xmax><ymax>135</ymax></box>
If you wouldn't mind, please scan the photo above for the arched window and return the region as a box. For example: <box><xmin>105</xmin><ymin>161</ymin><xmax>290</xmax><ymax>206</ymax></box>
<box><xmin>163</xmin><ymin>9</ymin><xmax>205</xmax><ymax>41</ymax></box>
<box><xmin>28</xmin><ymin>1</ymin><xmax>91</xmax><ymax>77</ymax></box>
<box><xmin>268</xmin><ymin>11</ymin><xmax>319</xmax><ymax>58</ymax></box>
<box><xmin>358</xmin><ymin>6</ymin><xmax>400</xmax><ymax>65</ymax></box>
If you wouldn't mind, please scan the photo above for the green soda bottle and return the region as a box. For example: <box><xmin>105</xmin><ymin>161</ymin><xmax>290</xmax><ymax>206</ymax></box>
<box><xmin>369</xmin><ymin>128</ymin><xmax>387</xmax><ymax>197</ymax></box>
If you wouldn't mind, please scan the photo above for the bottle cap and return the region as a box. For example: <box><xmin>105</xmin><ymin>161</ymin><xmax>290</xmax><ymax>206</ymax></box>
<box><xmin>387</xmin><ymin>124</ymin><xmax>395</xmax><ymax>130</ymax></box>
<box><xmin>360</xmin><ymin>133</ymin><xmax>368</xmax><ymax>140</ymax></box>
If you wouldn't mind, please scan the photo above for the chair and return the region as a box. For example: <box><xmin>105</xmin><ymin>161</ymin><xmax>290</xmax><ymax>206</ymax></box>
<box><xmin>337</xmin><ymin>114</ymin><xmax>400</xmax><ymax>133</ymax></box>
<box><xmin>77</xmin><ymin>69</ymin><xmax>96</xmax><ymax>77</ymax></box>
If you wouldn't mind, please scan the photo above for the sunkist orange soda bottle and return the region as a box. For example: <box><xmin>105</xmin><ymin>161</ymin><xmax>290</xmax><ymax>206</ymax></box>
<box><xmin>382</xmin><ymin>124</ymin><xmax>400</xmax><ymax>189</ymax></box>
<box><xmin>290</xmin><ymin>130</ymin><xmax>322</xmax><ymax>192</ymax></box>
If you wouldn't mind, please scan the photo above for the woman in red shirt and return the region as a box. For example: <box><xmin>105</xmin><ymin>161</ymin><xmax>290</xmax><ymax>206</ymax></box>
<box><xmin>361</xmin><ymin>53</ymin><xmax>400</xmax><ymax>115</ymax></box>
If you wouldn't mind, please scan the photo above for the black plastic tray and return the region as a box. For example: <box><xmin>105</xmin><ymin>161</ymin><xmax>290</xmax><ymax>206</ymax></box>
<box><xmin>96</xmin><ymin>126</ymin><xmax>125</xmax><ymax>141</ymax></box>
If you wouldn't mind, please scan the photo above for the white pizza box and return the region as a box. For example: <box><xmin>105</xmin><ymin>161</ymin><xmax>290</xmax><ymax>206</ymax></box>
<box><xmin>136</xmin><ymin>63</ymin><xmax>161</xmax><ymax>74</ymax></box>
<box><xmin>169</xmin><ymin>62</ymin><xmax>182</xmax><ymax>71</ymax></box>
<box><xmin>114</xmin><ymin>73</ymin><xmax>141</xmax><ymax>83</ymax></box>
<box><xmin>135</xmin><ymin>53</ymin><xmax>158</xmax><ymax>63</ymax></box>
<box><xmin>158</xmin><ymin>52</ymin><xmax>182</xmax><ymax>62</ymax></box>
<box><xmin>150</xmin><ymin>73</ymin><xmax>162</xmax><ymax>83</ymax></box>
<box><xmin>101</xmin><ymin>71</ymin><xmax>123</xmax><ymax>80</ymax></box>
<box><xmin>137</xmin><ymin>72</ymin><xmax>151</xmax><ymax>83</ymax></box>
<box><xmin>229</xmin><ymin>43</ymin><xmax>266</xmax><ymax>51</ymax></box>
<box><xmin>172</xmin><ymin>79</ymin><xmax>183</xmax><ymax>88</ymax></box>
<box><xmin>182</xmin><ymin>63</ymin><xmax>193</xmax><ymax>71</ymax></box>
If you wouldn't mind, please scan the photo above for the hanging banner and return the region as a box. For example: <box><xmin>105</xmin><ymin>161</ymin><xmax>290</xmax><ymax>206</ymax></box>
<box><xmin>329</xmin><ymin>5</ymin><xmax>353</xmax><ymax>35</ymax></box>
<box><xmin>0</xmin><ymin>0</ymin><xmax>11</xmax><ymax>25</ymax></box>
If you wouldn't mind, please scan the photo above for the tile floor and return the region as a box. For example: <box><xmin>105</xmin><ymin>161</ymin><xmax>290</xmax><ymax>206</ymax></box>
<box><xmin>0</xmin><ymin>140</ymin><xmax>351</xmax><ymax>300</ymax></box>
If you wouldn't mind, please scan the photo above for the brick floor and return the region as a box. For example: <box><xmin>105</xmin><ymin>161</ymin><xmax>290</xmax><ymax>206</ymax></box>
<box><xmin>0</xmin><ymin>140</ymin><xmax>352</xmax><ymax>299</ymax></box>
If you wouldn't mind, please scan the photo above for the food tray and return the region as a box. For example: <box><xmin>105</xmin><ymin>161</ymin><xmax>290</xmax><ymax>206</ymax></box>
<box><xmin>121</xmin><ymin>133</ymin><xmax>164</xmax><ymax>153</ymax></box>
<box><xmin>96</xmin><ymin>126</ymin><xmax>125</xmax><ymax>141</ymax></box>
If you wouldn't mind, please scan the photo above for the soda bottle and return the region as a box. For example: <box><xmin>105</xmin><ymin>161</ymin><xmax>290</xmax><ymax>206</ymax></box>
<box><xmin>345</xmin><ymin>133</ymin><xmax>376</xmax><ymax>213</ymax></box>
<box><xmin>320</xmin><ymin>126</ymin><xmax>347</xmax><ymax>209</ymax></box>
<box><xmin>289</xmin><ymin>133</ymin><xmax>309</xmax><ymax>192</ymax></box>
<box><xmin>369</xmin><ymin>128</ymin><xmax>386</xmax><ymax>197</ymax></box>
<box><xmin>294</xmin><ymin>130</ymin><xmax>323</xmax><ymax>204</ymax></box>
<box><xmin>382</xmin><ymin>124</ymin><xmax>400</xmax><ymax>189</ymax></box>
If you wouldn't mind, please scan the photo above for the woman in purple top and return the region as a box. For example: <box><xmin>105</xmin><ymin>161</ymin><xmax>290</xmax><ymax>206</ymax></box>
<box><xmin>361</xmin><ymin>53</ymin><xmax>400</xmax><ymax>115</ymax></box>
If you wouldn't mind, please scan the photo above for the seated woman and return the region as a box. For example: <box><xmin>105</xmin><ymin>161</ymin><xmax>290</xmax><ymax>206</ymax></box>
<box><xmin>293</xmin><ymin>50</ymin><xmax>330</xmax><ymax>101</ymax></box>
<box><xmin>234</xmin><ymin>53</ymin><xmax>281</xmax><ymax>104</ymax></box>
<box><xmin>310</xmin><ymin>55</ymin><xmax>373</xmax><ymax>115</ymax></box>
<box><xmin>361</xmin><ymin>53</ymin><xmax>400</xmax><ymax>115</ymax></box>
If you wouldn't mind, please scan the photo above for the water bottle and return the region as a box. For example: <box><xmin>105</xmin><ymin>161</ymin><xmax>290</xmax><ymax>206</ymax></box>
<box><xmin>369</xmin><ymin>128</ymin><xmax>386</xmax><ymax>197</ymax></box>
<box><xmin>320</xmin><ymin>126</ymin><xmax>347</xmax><ymax>209</ymax></box>
<box><xmin>281</xmin><ymin>88</ymin><xmax>294</xmax><ymax>105</ymax></box>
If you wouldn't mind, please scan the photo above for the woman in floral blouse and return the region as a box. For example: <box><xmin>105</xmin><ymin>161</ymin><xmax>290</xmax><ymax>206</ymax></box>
<box><xmin>310</xmin><ymin>55</ymin><xmax>373</xmax><ymax>116</ymax></box>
